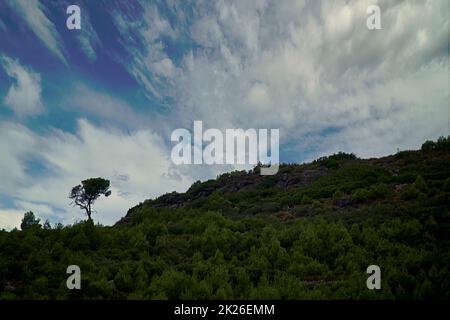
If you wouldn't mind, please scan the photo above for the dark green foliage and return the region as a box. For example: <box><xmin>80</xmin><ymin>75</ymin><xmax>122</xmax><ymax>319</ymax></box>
<box><xmin>20</xmin><ymin>211</ymin><xmax>41</xmax><ymax>231</ymax></box>
<box><xmin>352</xmin><ymin>183</ymin><xmax>390</xmax><ymax>203</ymax></box>
<box><xmin>69</xmin><ymin>177</ymin><xmax>111</xmax><ymax>221</ymax></box>
<box><xmin>414</xmin><ymin>175</ymin><xmax>429</xmax><ymax>194</ymax></box>
<box><xmin>314</xmin><ymin>152</ymin><xmax>358</xmax><ymax>169</ymax></box>
<box><xmin>1</xmin><ymin>138</ymin><xmax>449</xmax><ymax>299</ymax></box>
<box><xmin>421</xmin><ymin>140</ymin><xmax>436</xmax><ymax>152</ymax></box>
<box><xmin>400</xmin><ymin>186</ymin><xmax>421</xmax><ymax>201</ymax></box>
<box><xmin>422</xmin><ymin>136</ymin><xmax>450</xmax><ymax>152</ymax></box>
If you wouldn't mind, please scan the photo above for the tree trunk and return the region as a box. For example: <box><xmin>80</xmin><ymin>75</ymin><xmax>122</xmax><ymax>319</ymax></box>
<box><xmin>87</xmin><ymin>200</ymin><xmax>92</xmax><ymax>221</ymax></box>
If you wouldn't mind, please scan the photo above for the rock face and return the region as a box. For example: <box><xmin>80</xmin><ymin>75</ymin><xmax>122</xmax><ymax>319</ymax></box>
<box><xmin>277</xmin><ymin>167</ymin><xmax>329</xmax><ymax>189</ymax></box>
<box><xmin>115</xmin><ymin>164</ymin><xmax>330</xmax><ymax>225</ymax></box>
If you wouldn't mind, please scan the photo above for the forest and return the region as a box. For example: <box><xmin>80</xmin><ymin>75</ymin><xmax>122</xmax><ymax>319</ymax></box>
<box><xmin>0</xmin><ymin>137</ymin><xmax>449</xmax><ymax>299</ymax></box>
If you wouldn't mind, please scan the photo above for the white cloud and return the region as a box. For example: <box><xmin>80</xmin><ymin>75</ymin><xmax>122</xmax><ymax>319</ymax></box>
<box><xmin>152</xmin><ymin>57</ymin><xmax>177</xmax><ymax>79</ymax></box>
<box><xmin>0</xmin><ymin>209</ymin><xmax>24</xmax><ymax>231</ymax></box>
<box><xmin>0</xmin><ymin>119</ymin><xmax>193</xmax><ymax>228</ymax></box>
<box><xmin>119</xmin><ymin>0</ymin><xmax>448</xmax><ymax>160</ymax></box>
<box><xmin>245</xmin><ymin>82</ymin><xmax>272</xmax><ymax>111</ymax></box>
<box><xmin>77</xmin><ymin>9</ymin><xmax>101</xmax><ymax>62</ymax></box>
<box><xmin>2</xmin><ymin>56</ymin><xmax>43</xmax><ymax>117</ymax></box>
<box><xmin>68</xmin><ymin>84</ymin><xmax>148</xmax><ymax>128</ymax></box>
<box><xmin>141</xmin><ymin>5</ymin><xmax>177</xmax><ymax>42</ymax></box>
<box><xmin>8</xmin><ymin>0</ymin><xmax>67</xmax><ymax>65</ymax></box>
<box><xmin>113</xmin><ymin>3</ymin><xmax>181</xmax><ymax>99</ymax></box>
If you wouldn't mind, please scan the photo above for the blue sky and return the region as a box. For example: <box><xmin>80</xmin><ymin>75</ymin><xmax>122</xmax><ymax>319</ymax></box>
<box><xmin>0</xmin><ymin>0</ymin><xmax>448</xmax><ymax>229</ymax></box>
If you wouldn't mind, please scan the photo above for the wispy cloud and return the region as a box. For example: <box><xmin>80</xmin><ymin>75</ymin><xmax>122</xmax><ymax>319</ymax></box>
<box><xmin>8</xmin><ymin>0</ymin><xmax>67</xmax><ymax>65</ymax></box>
<box><xmin>112</xmin><ymin>2</ymin><xmax>181</xmax><ymax>100</ymax></box>
<box><xmin>76</xmin><ymin>7</ymin><xmax>101</xmax><ymax>62</ymax></box>
<box><xmin>2</xmin><ymin>56</ymin><xmax>44</xmax><ymax>117</ymax></box>
<box><xmin>0</xmin><ymin>16</ymin><xmax>6</xmax><ymax>32</ymax></box>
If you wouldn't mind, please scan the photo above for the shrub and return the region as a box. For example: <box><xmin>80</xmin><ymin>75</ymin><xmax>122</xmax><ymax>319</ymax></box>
<box><xmin>314</xmin><ymin>152</ymin><xmax>357</xmax><ymax>169</ymax></box>
<box><xmin>400</xmin><ymin>186</ymin><xmax>421</xmax><ymax>201</ymax></box>
<box><xmin>414</xmin><ymin>175</ymin><xmax>429</xmax><ymax>194</ymax></box>
<box><xmin>332</xmin><ymin>190</ymin><xmax>344</xmax><ymax>199</ymax></box>
<box><xmin>301</xmin><ymin>195</ymin><xmax>313</xmax><ymax>205</ymax></box>
<box><xmin>421</xmin><ymin>140</ymin><xmax>436</xmax><ymax>152</ymax></box>
<box><xmin>352</xmin><ymin>188</ymin><xmax>370</xmax><ymax>202</ymax></box>
<box><xmin>369</xmin><ymin>183</ymin><xmax>390</xmax><ymax>199</ymax></box>
<box><xmin>436</xmin><ymin>136</ymin><xmax>450</xmax><ymax>151</ymax></box>
<box><xmin>422</xmin><ymin>136</ymin><xmax>450</xmax><ymax>152</ymax></box>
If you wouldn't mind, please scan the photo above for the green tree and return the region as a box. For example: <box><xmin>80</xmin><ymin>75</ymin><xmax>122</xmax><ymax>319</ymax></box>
<box><xmin>421</xmin><ymin>140</ymin><xmax>435</xmax><ymax>152</ymax></box>
<box><xmin>20</xmin><ymin>211</ymin><xmax>40</xmax><ymax>231</ymax></box>
<box><xmin>69</xmin><ymin>177</ymin><xmax>111</xmax><ymax>221</ymax></box>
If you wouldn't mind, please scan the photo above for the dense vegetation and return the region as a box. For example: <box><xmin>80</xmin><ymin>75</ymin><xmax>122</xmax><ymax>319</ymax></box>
<box><xmin>1</xmin><ymin>137</ymin><xmax>449</xmax><ymax>299</ymax></box>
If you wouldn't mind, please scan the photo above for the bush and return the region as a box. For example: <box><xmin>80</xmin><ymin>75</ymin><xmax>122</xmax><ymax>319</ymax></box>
<box><xmin>422</xmin><ymin>136</ymin><xmax>450</xmax><ymax>152</ymax></box>
<box><xmin>352</xmin><ymin>183</ymin><xmax>390</xmax><ymax>202</ymax></box>
<box><xmin>414</xmin><ymin>175</ymin><xmax>429</xmax><ymax>194</ymax></box>
<box><xmin>314</xmin><ymin>152</ymin><xmax>357</xmax><ymax>169</ymax></box>
<box><xmin>421</xmin><ymin>140</ymin><xmax>436</xmax><ymax>152</ymax></box>
<box><xmin>352</xmin><ymin>188</ymin><xmax>370</xmax><ymax>202</ymax></box>
<box><xmin>301</xmin><ymin>195</ymin><xmax>313</xmax><ymax>205</ymax></box>
<box><xmin>436</xmin><ymin>136</ymin><xmax>450</xmax><ymax>151</ymax></box>
<box><xmin>400</xmin><ymin>186</ymin><xmax>421</xmax><ymax>201</ymax></box>
<box><xmin>369</xmin><ymin>183</ymin><xmax>390</xmax><ymax>199</ymax></box>
<box><xmin>332</xmin><ymin>190</ymin><xmax>344</xmax><ymax>199</ymax></box>
<box><xmin>114</xmin><ymin>264</ymin><xmax>134</xmax><ymax>292</ymax></box>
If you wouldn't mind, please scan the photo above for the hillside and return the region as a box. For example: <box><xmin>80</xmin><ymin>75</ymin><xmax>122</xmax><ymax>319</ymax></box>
<box><xmin>121</xmin><ymin>139</ymin><xmax>450</xmax><ymax>227</ymax></box>
<box><xmin>1</xmin><ymin>137</ymin><xmax>450</xmax><ymax>299</ymax></box>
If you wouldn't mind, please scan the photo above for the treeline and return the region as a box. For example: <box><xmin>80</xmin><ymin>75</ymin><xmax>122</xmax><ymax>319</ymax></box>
<box><xmin>1</xmin><ymin>209</ymin><xmax>449</xmax><ymax>299</ymax></box>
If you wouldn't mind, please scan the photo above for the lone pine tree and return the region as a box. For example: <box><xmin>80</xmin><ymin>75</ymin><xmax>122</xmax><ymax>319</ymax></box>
<box><xmin>69</xmin><ymin>177</ymin><xmax>111</xmax><ymax>222</ymax></box>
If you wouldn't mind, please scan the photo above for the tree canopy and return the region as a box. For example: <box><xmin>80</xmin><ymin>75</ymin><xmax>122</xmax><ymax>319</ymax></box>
<box><xmin>69</xmin><ymin>178</ymin><xmax>111</xmax><ymax>221</ymax></box>
<box><xmin>20</xmin><ymin>211</ymin><xmax>40</xmax><ymax>231</ymax></box>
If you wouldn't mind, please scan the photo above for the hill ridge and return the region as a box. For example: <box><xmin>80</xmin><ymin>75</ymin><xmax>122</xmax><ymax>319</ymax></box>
<box><xmin>117</xmin><ymin>137</ymin><xmax>450</xmax><ymax>226</ymax></box>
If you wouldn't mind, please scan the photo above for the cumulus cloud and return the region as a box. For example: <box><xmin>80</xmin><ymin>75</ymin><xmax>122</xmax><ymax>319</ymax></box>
<box><xmin>8</xmin><ymin>0</ymin><xmax>67</xmax><ymax>65</ymax></box>
<box><xmin>0</xmin><ymin>119</ymin><xmax>193</xmax><ymax>229</ymax></box>
<box><xmin>2</xmin><ymin>56</ymin><xmax>44</xmax><ymax>117</ymax></box>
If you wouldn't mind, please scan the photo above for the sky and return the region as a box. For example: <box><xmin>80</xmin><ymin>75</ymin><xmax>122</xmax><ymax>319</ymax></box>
<box><xmin>0</xmin><ymin>0</ymin><xmax>448</xmax><ymax>229</ymax></box>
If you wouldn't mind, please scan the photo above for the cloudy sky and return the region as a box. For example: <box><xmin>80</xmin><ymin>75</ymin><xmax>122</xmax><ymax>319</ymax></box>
<box><xmin>0</xmin><ymin>0</ymin><xmax>448</xmax><ymax>229</ymax></box>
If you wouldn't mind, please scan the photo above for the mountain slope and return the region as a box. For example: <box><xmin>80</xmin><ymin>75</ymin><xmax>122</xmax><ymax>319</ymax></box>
<box><xmin>119</xmin><ymin>140</ymin><xmax>450</xmax><ymax>227</ymax></box>
<box><xmin>1</xmin><ymin>137</ymin><xmax>449</xmax><ymax>299</ymax></box>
